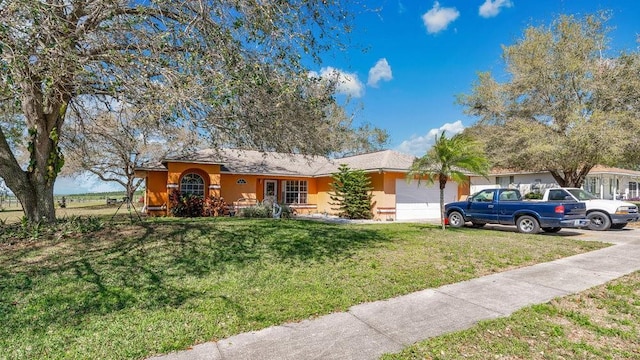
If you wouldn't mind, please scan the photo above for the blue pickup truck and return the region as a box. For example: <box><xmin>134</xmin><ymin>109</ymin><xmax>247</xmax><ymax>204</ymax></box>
<box><xmin>445</xmin><ymin>188</ymin><xmax>590</xmax><ymax>233</ymax></box>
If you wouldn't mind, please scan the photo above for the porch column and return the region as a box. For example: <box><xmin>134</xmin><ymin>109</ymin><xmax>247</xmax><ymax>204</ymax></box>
<box><xmin>209</xmin><ymin>184</ymin><xmax>221</xmax><ymax>197</ymax></box>
<box><xmin>599</xmin><ymin>175</ymin><xmax>604</xmax><ymax>199</ymax></box>
<box><xmin>144</xmin><ymin>177</ymin><xmax>149</xmax><ymax>213</ymax></box>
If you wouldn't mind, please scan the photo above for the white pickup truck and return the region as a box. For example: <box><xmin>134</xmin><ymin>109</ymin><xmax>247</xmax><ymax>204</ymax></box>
<box><xmin>542</xmin><ymin>188</ymin><xmax>639</xmax><ymax>231</ymax></box>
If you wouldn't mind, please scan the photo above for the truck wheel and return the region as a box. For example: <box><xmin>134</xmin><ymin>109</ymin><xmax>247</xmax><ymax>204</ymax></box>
<box><xmin>516</xmin><ymin>215</ymin><xmax>540</xmax><ymax>234</ymax></box>
<box><xmin>447</xmin><ymin>211</ymin><xmax>465</xmax><ymax>228</ymax></box>
<box><xmin>541</xmin><ymin>227</ymin><xmax>561</xmax><ymax>233</ymax></box>
<box><xmin>587</xmin><ymin>211</ymin><xmax>611</xmax><ymax>231</ymax></box>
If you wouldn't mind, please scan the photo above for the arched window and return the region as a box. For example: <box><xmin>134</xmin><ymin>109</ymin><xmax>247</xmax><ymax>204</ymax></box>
<box><xmin>180</xmin><ymin>173</ymin><xmax>205</xmax><ymax>196</ymax></box>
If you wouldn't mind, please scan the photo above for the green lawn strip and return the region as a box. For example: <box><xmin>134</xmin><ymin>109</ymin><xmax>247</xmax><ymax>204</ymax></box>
<box><xmin>382</xmin><ymin>271</ymin><xmax>640</xmax><ymax>360</ymax></box>
<box><xmin>0</xmin><ymin>218</ymin><xmax>606</xmax><ymax>359</ymax></box>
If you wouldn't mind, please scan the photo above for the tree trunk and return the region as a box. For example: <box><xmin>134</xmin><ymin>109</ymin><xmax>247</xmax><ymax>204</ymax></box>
<box><xmin>0</xmin><ymin>130</ymin><xmax>57</xmax><ymax>223</ymax></box>
<box><xmin>549</xmin><ymin>165</ymin><xmax>594</xmax><ymax>188</ymax></box>
<box><xmin>0</xmin><ymin>82</ymin><xmax>67</xmax><ymax>224</ymax></box>
<box><xmin>17</xmin><ymin>176</ymin><xmax>56</xmax><ymax>223</ymax></box>
<box><xmin>439</xmin><ymin>174</ymin><xmax>447</xmax><ymax>231</ymax></box>
<box><xmin>126</xmin><ymin>177</ymin><xmax>144</xmax><ymax>206</ymax></box>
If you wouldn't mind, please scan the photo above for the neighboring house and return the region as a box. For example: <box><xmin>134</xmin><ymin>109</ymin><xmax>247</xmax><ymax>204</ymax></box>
<box><xmin>469</xmin><ymin>165</ymin><xmax>640</xmax><ymax>200</ymax></box>
<box><xmin>134</xmin><ymin>148</ymin><xmax>468</xmax><ymax>220</ymax></box>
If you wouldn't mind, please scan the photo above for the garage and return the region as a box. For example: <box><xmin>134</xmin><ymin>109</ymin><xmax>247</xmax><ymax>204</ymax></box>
<box><xmin>395</xmin><ymin>179</ymin><xmax>459</xmax><ymax>220</ymax></box>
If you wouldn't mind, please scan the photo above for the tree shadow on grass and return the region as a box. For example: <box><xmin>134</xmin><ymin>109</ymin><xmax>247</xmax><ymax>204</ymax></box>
<box><xmin>0</xmin><ymin>217</ymin><xmax>392</xmax><ymax>333</ymax></box>
<box><xmin>164</xmin><ymin>219</ymin><xmax>390</xmax><ymax>267</ymax></box>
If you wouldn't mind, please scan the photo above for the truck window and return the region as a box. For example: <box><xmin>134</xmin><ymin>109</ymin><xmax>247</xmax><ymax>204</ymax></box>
<box><xmin>548</xmin><ymin>189</ymin><xmax>567</xmax><ymax>201</ymax></box>
<box><xmin>499</xmin><ymin>190</ymin><xmax>520</xmax><ymax>201</ymax></box>
<box><xmin>472</xmin><ymin>190</ymin><xmax>494</xmax><ymax>202</ymax></box>
<box><xmin>566</xmin><ymin>188</ymin><xmax>597</xmax><ymax>200</ymax></box>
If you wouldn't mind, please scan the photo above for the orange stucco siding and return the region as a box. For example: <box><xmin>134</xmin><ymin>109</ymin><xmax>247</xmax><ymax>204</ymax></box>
<box><xmin>314</xmin><ymin>172</ymin><xmax>407</xmax><ymax>216</ymax></box>
<box><xmin>379</xmin><ymin>172</ymin><xmax>407</xmax><ymax>207</ymax></box>
<box><xmin>368</xmin><ymin>173</ymin><xmax>386</xmax><ymax>213</ymax></box>
<box><xmin>144</xmin><ymin>170</ymin><xmax>169</xmax><ymax>215</ymax></box>
<box><xmin>458</xmin><ymin>180</ymin><xmax>470</xmax><ymax>200</ymax></box>
<box><xmin>315</xmin><ymin>176</ymin><xmax>333</xmax><ymax>214</ymax></box>
<box><xmin>220</xmin><ymin>175</ymin><xmax>258</xmax><ymax>202</ymax></box>
<box><xmin>146</xmin><ymin>171</ymin><xmax>168</xmax><ymax>205</ymax></box>
<box><xmin>140</xmin><ymin>160</ymin><xmax>468</xmax><ymax>218</ymax></box>
<box><xmin>166</xmin><ymin>163</ymin><xmax>221</xmax><ymax>187</ymax></box>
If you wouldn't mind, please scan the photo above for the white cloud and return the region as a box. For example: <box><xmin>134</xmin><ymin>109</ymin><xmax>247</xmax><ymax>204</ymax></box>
<box><xmin>367</xmin><ymin>58</ymin><xmax>393</xmax><ymax>87</ymax></box>
<box><xmin>421</xmin><ymin>1</ymin><xmax>460</xmax><ymax>34</ymax></box>
<box><xmin>478</xmin><ymin>0</ymin><xmax>512</xmax><ymax>18</ymax></box>
<box><xmin>396</xmin><ymin>120</ymin><xmax>466</xmax><ymax>156</ymax></box>
<box><xmin>310</xmin><ymin>67</ymin><xmax>365</xmax><ymax>98</ymax></box>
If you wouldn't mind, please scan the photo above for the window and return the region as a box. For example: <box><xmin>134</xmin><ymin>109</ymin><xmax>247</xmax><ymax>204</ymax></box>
<box><xmin>236</xmin><ymin>178</ymin><xmax>247</xmax><ymax>185</ymax></box>
<box><xmin>584</xmin><ymin>177</ymin><xmax>598</xmax><ymax>195</ymax></box>
<box><xmin>495</xmin><ymin>176</ymin><xmax>514</xmax><ymax>188</ymax></box>
<box><xmin>180</xmin><ymin>173</ymin><xmax>205</xmax><ymax>196</ymax></box>
<box><xmin>283</xmin><ymin>180</ymin><xmax>307</xmax><ymax>204</ymax></box>
<box><xmin>630</xmin><ymin>182</ymin><xmax>638</xmax><ymax>192</ymax></box>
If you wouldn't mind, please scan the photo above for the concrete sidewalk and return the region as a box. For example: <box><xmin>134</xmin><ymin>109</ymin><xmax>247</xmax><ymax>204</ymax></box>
<box><xmin>150</xmin><ymin>229</ymin><xmax>640</xmax><ymax>360</ymax></box>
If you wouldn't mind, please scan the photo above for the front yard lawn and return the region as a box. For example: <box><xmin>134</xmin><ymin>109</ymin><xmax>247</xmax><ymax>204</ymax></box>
<box><xmin>0</xmin><ymin>217</ymin><xmax>606</xmax><ymax>359</ymax></box>
<box><xmin>383</xmin><ymin>271</ymin><xmax>640</xmax><ymax>359</ymax></box>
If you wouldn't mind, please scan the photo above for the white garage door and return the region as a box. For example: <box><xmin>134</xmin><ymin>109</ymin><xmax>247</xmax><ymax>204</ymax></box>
<box><xmin>395</xmin><ymin>179</ymin><xmax>459</xmax><ymax>220</ymax></box>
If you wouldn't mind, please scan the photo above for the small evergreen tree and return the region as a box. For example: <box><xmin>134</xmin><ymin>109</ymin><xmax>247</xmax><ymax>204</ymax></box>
<box><xmin>330</xmin><ymin>164</ymin><xmax>374</xmax><ymax>219</ymax></box>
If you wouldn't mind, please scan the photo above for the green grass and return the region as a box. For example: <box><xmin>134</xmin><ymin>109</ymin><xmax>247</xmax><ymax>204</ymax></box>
<box><xmin>0</xmin><ymin>217</ymin><xmax>607</xmax><ymax>359</ymax></box>
<box><xmin>382</xmin><ymin>271</ymin><xmax>640</xmax><ymax>360</ymax></box>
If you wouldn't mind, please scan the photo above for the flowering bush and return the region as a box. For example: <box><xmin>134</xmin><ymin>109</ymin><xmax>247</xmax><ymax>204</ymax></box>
<box><xmin>169</xmin><ymin>190</ymin><xmax>229</xmax><ymax>217</ymax></box>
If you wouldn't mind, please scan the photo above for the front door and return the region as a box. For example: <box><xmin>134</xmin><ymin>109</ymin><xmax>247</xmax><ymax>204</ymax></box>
<box><xmin>264</xmin><ymin>180</ymin><xmax>278</xmax><ymax>202</ymax></box>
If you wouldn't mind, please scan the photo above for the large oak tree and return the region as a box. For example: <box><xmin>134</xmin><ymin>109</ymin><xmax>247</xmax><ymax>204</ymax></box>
<box><xmin>459</xmin><ymin>13</ymin><xmax>640</xmax><ymax>187</ymax></box>
<box><xmin>0</xmin><ymin>0</ymin><xmax>360</xmax><ymax>222</ymax></box>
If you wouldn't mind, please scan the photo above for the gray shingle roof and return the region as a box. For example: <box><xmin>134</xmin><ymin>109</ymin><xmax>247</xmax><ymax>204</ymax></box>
<box><xmin>151</xmin><ymin>148</ymin><xmax>417</xmax><ymax>177</ymax></box>
<box><xmin>314</xmin><ymin>150</ymin><xmax>417</xmax><ymax>175</ymax></box>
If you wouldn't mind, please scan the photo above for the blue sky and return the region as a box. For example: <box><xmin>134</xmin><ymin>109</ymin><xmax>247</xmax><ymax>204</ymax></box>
<box><xmin>54</xmin><ymin>0</ymin><xmax>640</xmax><ymax>194</ymax></box>
<box><xmin>320</xmin><ymin>0</ymin><xmax>640</xmax><ymax>155</ymax></box>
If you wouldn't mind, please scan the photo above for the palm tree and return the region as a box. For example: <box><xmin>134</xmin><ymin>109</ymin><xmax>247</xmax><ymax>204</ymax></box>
<box><xmin>408</xmin><ymin>131</ymin><xmax>490</xmax><ymax>230</ymax></box>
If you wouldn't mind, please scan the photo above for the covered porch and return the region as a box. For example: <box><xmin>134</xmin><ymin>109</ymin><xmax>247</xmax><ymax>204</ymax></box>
<box><xmin>583</xmin><ymin>166</ymin><xmax>640</xmax><ymax>200</ymax></box>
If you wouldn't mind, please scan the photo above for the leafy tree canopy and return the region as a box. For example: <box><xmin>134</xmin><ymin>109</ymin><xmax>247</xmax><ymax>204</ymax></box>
<box><xmin>0</xmin><ymin>0</ymin><xmax>368</xmax><ymax>222</ymax></box>
<box><xmin>459</xmin><ymin>13</ymin><xmax>640</xmax><ymax>187</ymax></box>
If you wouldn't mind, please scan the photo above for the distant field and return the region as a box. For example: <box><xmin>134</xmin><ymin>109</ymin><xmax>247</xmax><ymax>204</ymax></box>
<box><xmin>0</xmin><ymin>191</ymin><xmax>144</xmax><ymax>224</ymax></box>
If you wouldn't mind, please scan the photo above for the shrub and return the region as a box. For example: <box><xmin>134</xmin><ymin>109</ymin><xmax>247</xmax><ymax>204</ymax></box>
<box><xmin>240</xmin><ymin>203</ymin><xmax>295</xmax><ymax>219</ymax></box>
<box><xmin>280</xmin><ymin>204</ymin><xmax>295</xmax><ymax>219</ymax></box>
<box><xmin>169</xmin><ymin>190</ymin><xmax>204</xmax><ymax>217</ymax></box>
<box><xmin>240</xmin><ymin>204</ymin><xmax>272</xmax><ymax>218</ymax></box>
<box><xmin>0</xmin><ymin>216</ymin><xmax>104</xmax><ymax>244</ymax></box>
<box><xmin>170</xmin><ymin>190</ymin><xmax>230</xmax><ymax>217</ymax></box>
<box><xmin>524</xmin><ymin>192</ymin><xmax>543</xmax><ymax>200</ymax></box>
<box><xmin>204</xmin><ymin>196</ymin><xmax>229</xmax><ymax>216</ymax></box>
